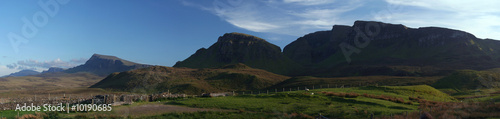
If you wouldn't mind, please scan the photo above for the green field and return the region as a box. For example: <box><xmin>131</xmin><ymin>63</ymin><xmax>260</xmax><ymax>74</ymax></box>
<box><xmin>3</xmin><ymin>85</ymin><xmax>499</xmax><ymax>119</ymax></box>
<box><xmin>167</xmin><ymin>85</ymin><xmax>453</xmax><ymax>119</ymax></box>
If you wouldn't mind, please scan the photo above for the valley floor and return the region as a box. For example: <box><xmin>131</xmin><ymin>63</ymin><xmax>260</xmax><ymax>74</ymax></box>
<box><xmin>1</xmin><ymin>85</ymin><xmax>499</xmax><ymax>119</ymax></box>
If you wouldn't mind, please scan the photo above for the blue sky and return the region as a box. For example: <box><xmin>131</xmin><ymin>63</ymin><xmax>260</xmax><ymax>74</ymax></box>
<box><xmin>1</xmin><ymin>0</ymin><xmax>499</xmax><ymax>76</ymax></box>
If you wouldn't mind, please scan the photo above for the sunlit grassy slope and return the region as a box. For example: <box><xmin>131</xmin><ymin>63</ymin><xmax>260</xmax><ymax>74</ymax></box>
<box><xmin>172</xmin><ymin>85</ymin><xmax>455</xmax><ymax>119</ymax></box>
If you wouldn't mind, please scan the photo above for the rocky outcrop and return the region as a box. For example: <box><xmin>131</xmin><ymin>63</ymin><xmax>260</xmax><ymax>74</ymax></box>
<box><xmin>174</xmin><ymin>32</ymin><xmax>300</xmax><ymax>74</ymax></box>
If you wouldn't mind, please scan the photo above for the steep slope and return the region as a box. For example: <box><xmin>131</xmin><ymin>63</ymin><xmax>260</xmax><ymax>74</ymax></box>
<box><xmin>432</xmin><ymin>69</ymin><xmax>500</xmax><ymax>90</ymax></box>
<box><xmin>65</xmin><ymin>54</ymin><xmax>151</xmax><ymax>76</ymax></box>
<box><xmin>173</xmin><ymin>32</ymin><xmax>300</xmax><ymax>75</ymax></box>
<box><xmin>91</xmin><ymin>64</ymin><xmax>290</xmax><ymax>94</ymax></box>
<box><xmin>2</xmin><ymin>70</ymin><xmax>40</xmax><ymax>77</ymax></box>
<box><xmin>284</xmin><ymin>21</ymin><xmax>500</xmax><ymax>77</ymax></box>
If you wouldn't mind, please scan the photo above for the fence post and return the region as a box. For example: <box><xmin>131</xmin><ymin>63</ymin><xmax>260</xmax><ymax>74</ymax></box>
<box><xmin>297</xmin><ymin>87</ymin><xmax>299</xmax><ymax>91</ymax></box>
<box><xmin>267</xmin><ymin>90</ymin><xmax>268</xmax><ymax>95</ymax></box>
<box><xmin>66</xmin><ymin>103</ymin><xmax>69</xmax><ymax>113</ymax></box>
<box><xmin>313</xmin><ymin>85</ymin><xmax>315</xmax><ymax>90</ymax></box>
<box><xmin>405</xmin><ymin>111</ymin><xmax>408</xmax><ymax>119</ymax></box>
<box><xmin>320</xmin><ymin>85</ymin><xmax>322</xmax><ymax>89</ymax></box>
<box><xmin>328</xmin><ymin>84</ymin><xmax>329</xmax><ymax>88</ymax></box>
<box><xmin>290</xmin><ymin>88</ymin><xmax>292</xmax><ymax>92</ymax></box>
<box><xmin>275</xmin><ymin>89</ymin><xmax>277</xmax><ymax>93</ymax></box>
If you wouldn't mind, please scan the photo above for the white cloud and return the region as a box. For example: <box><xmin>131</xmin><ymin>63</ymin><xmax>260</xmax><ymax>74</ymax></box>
<box><xmin>383</xmin><ymin>0</ymin><xmax>500</xmax><ymax>40</ymax></box>
<box><xmin>282</xmin><ymin>0</ymin><xmax>336</xmax><ymax>6</ymax></box>
<box><xmin>6</xmin><ymin>58</ymin><xmax>87</xmax><ymax>71</ymax></box>
<box><xmin>182</xmin><ymin>0</ymin><xmax>499</xmax><ymax>40</ymax></box>
<box><xmin>385</xmin><ymin>0</ymin><xmax>500</xmax><ymax>13</ymax></box>
<box><xmin>183</xmin><ymin>0</ymin><xmax>362</xmax><ymax>36</ymax></box>
<box><xmin>0</xmin><ymin>65</ymin><xmax>19</xmax><ymax>76</ymax></box>
<box><xmin>226</xmin><ymin>19</ymin><xmax>281</xmax><ymax>32</ymax></box>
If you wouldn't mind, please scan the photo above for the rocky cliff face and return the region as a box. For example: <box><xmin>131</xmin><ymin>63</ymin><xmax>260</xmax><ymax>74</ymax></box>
<box><xmin>174</xmin><ymin>21</ymin><xmax>500</xmax><ymax>77</ymax></box>
<box><xmin>283</xmin><ymin>20</ymin><xmax>500</xmax><ymax>76</ymax></box>
<box><xmin>174</xmin><ymin>32</ymin><xmax>299</xmax><ymax>74</ymax></box>
<box><xmin>65</xmin><ymin>54</ymin><xmax>151</xmax><ymax>76</ymax></box>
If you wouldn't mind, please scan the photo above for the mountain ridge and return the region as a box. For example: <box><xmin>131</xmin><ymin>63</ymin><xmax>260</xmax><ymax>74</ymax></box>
<box><xmin>1</xmin><ymin>69</ymin><xmax>40</xmax><ymax>77</ymax></box>
<box><xmin>64</xmin><ymin>54</ymin><xmax>152</xmax><ymax>76</ymax></box>
<box><xmin>90</xmin><ymin>20</ymin><xmax>500</xmax><ymax>93</ymax></box>
<box><xmin>283</xmin><ymin>20</ymin><xmax>500</xmax><ymax>77</ymax></box>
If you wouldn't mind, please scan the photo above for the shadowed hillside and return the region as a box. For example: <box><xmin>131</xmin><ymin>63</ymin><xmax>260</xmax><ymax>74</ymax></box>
<box><xmin>433</xmin><ymin>69</ymin><xmax>500</xmax><ymax>90</ymax></box>
<box><xmin>91</xmin><ymin>64</ymin><xmax>290</xmax><ymax>94</ymax></box>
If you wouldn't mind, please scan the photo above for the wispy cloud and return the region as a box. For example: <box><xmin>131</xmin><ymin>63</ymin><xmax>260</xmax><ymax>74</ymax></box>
<box><xmin>182</xmin><ymin>0</ymin><xmax>363</xmax><ymax>36</ymax></box>
<box><xmin>0</xmin><ymin>65</ymin><xmax>20</xmax><ymax>76</ymax></box>
<box><xmin>6</xmin><ymin>58</ymin><xmax>87</xmax><ymax>70</ymax></box>
<box><xmin>181</xmin><ymin>0</ymin><xmax>499</xmax><ymax>40</ymax></box>
<box><xmin>383</xmin><ymin>0</ymin><xmax>500</xmax><ymax>40</ymax></box>
<box><xmin>282</xmin><ymin>0</ymin><xmax>336</xmax><ymax>6</ymax></box>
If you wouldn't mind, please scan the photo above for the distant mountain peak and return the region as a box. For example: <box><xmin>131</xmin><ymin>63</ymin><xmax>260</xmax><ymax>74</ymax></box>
<box><xmin>2</xmin><ymin>69</ymin><xmax>40</xmax><ymax>77</ymax></box>
<box><xmin>41</xmin><ymin>67</ymin><xmax>65</xmax><ymax>74</ymax></box>
<box><xmin>88</xmin><ymin>54</ymin><xmax>138</xmax><ymax>66</ymax></box>
<box><xmin>65</xmin><ymin>54</ymin><xmax>151</xmax><ymax>76</ymax></box>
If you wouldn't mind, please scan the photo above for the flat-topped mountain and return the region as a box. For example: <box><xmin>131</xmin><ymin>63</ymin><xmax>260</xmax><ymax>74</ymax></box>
<box><xmin>65</xmin><ymin>54</ymin><xmax>151</xmax><ymax>76</ymax></box>
<box><xmin>283</xmin><ymin>21</ymin><xmax>500</xmax><ymax>77</ymax></box>
<box><xmin>174</xmin><ymin>32</ymin><xmax>300</xmax><ymax>75</ymax></box>
<box><xmin>173</xmin><ymin>23</ymin><xmax>500</xmax><ymax>77</ymax></box>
